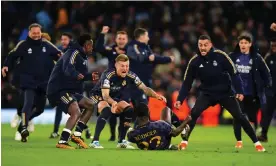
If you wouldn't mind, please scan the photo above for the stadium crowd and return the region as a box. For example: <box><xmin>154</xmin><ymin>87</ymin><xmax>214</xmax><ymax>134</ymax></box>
<box><xmin>1</xmin><ymin>1</ymin><xmax>276</xmax><ymax>124</ymax></box>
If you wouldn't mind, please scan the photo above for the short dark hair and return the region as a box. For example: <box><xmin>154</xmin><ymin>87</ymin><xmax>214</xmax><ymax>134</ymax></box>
<box><xmin>198</xmin><ymin>35</ymin><xmax>212</xmax><ymax>41</ymax></box>
<box><xmin>77</xmin><ymin>33</ymin><xmax>93</xmax><ymax>46</ymax></box>
<box><xmin>61</xmin><ymin>32</ymin><xmax>73</xmax><ymax>39</ymax></box>
<box><xmin>136</xmin><ymin>103</ymin><xmax>149</xmax><ymax>117</ymax></box>
<box><xmin>116</xmin><ymin>31</ymin><xmax>128</xmax><ymax>36</ymax></box>
<box><xmin>28</xmin><ymin>23</ymin><xmax>42</xmax><ymax>31</ymax></box>
<box><xmin>134</xmin><ymin>28</ymin><xmax>147</xmax><ymax>39</ymax></box>
<box><xmin>238</xmin><ymin>32</ymin><xmax>253</xmax><ymax>43</ymax></box>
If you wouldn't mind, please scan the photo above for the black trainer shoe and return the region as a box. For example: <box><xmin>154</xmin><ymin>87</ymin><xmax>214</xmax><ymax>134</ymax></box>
<box><xmin>21</xmin><ymin>129</ymin><xmax>29</xmax><ymax>143</ymax></box>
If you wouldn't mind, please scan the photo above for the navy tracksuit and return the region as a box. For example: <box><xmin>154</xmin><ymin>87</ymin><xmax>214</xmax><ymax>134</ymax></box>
<box><xmin>47</xmin><ymin>42</ymin><xmax>92</xmax><ymax>112</ymax></box>
<box><xmin>261</xmin><ymin>51</ymin><xmax>276</xmax><ymax>137</ymax></box>
<box><xmin>3</xmin><ymin>36</ymin><xmax>61</xmax><ymax>131</ymax></box>
<box><xmin>126</xmin><ymin>40</ymin><xmax>172</xmax><ymax>107</ymax></box>
<box><xmin>230</xmin><ymin>45</ymin><xmax>272</xmax><ymax>141</ymax></box>
<box><xmin>52</xmin><ymin>41</ymin><xmax>73</xmax><ymax>134</ymax></box>
<box><xmin>177</xmin><ymin>48</ymin><xmax>259</xmax><ymax>143</ymax></box>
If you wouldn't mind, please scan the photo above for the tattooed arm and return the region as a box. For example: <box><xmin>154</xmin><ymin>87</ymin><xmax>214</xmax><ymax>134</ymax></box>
<box><xmin>101</xmin><ymin>88</ymin><xmax>118</xmax><ymax>113</ymax></box>
<box><xmin>137</xmin><ymin>83</ymin><xmax>167</xmax><ymax>103</ymax></box>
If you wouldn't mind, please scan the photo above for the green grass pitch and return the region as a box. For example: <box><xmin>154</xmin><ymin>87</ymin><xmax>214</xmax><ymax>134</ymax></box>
<box><xmin>2</xmin><ymin>124</ymin><xmax>276</xmax><ymax>166</ymax></box>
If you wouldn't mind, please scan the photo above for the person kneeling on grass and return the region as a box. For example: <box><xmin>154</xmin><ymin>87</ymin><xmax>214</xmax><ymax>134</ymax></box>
<box><xmin>127</xmin><ymin>103</ymin><xmax>191</xmax><ymax>150</ymax></box>
<box><xmin>88</xmin><ymin>54</ymin><xmax>167</xmax><ymax>149</ymax></box>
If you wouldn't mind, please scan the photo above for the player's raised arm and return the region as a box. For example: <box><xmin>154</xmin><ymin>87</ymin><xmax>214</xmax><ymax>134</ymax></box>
<box><xmin>137</xmin><ymin>82</ymin><xmax>167</xmax><ymax>103</ymax></box>
<box><xmin>175</xmin><ymin>55</ymin><xmax>197</xmax><ymax>109</ymax></box>
<box><xmin>94</xmin><ymin>26</ymin><xmax>110</xmax><ymax>53</ymax></box>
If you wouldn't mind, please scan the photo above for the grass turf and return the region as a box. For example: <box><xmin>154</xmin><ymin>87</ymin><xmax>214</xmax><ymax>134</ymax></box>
<box><xmin>1</xmin><ymin>124</ymin><xmax>276</xmax><ymax>166</ymax></box>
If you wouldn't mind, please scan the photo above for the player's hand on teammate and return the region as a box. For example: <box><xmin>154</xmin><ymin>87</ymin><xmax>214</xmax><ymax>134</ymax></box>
<box><xmin>174</xmin><ymin>101</ymin><xmax>182</xmax><ymax>109</ymax></box>
<box><xmin>111</xmin><ymin>101</ymin><xmax>118</xmax><ymax>113</ymax></box>
<box><xmin>157</xmin><ymin>94</ymin><xmax>167</xmax><ymax>103</ymax></box>
<box><xmin>77</xmin><ymin>73</ymin><xmax>85</xmax><ymax>80</ymax></box>
<box><xmin>270</xmin><ymin>23</ymin><xmax>276</xmax><ymax>31</ymax></box>
<box><xmin>236</xmin><ymin>94</ymin><xmax>244</xmax><ymax>101</ymax></box>
<box><xmin>101</xmin><ymin>26</ymin><xmax>110</xmax><ymax>34</ymax></box>
<box><xmin>2</xmin><ymin>66</ymin><xmax>8</xmax><ymax>77</ymax></box>
<box><xmin>92</xmin><ymin>72</ymin><xmax>99</xmax><ymax>81</ymax></box>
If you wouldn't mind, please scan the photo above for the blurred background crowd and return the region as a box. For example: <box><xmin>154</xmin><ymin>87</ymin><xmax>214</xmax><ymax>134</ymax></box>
<box><xmin>1</xmin><ymin>1</ymin><xmax>276</xmax><ymax>123</ymax></box>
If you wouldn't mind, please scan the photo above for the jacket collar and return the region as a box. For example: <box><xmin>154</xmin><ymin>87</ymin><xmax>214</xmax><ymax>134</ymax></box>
<box><xmin>70</xmin><ymin>41</ymin><xmax>87</xmax><ymax>58</ymax></box>
<box><xmin>26</xmin><ymin>36</ymin><xmax>42</xmax><ymax>46</ymax></box>
<box><xmin>132</xmin><ymin>40</ymin><xmax>148</xmax><ymax>47</ymax></box>
<box><xmin>63</xmin><ymin>41</ymin><xmax>74</xmax><ymax>52</ymax></box>
<box><xmin>197</xmin><ymin>47</ymin><xmax>215</xmax><ymax>60</ymax></box>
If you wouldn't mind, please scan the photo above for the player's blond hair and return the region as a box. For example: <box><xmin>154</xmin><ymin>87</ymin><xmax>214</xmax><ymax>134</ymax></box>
<box><xmin>115</xmin><ymin>54</ymin><xmax>129</xmax><ymax>62</ymax></box>
<box><xmin>42</xmin><ymin>33</ymin><xmax>51</xmax><ymax>41</ymax></box>
<box><xmin>116</xmin><ymin>31</ymin><xmax>128</xmax><ymax>36</ymax></box>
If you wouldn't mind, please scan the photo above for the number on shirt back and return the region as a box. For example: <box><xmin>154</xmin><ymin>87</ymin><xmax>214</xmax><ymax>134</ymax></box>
<box><xmin>139</xmin><ymin>136</ymin><xmax>161</xmax><ymax>150</ymax></box>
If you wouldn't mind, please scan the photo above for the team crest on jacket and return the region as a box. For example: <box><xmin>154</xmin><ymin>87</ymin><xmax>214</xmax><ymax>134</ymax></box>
<box><xmin>271</xmin><ymin>60</ymin><xmax>274</xmax><ymax>64</ymax></box>
<box><xmin>28</xmin><ymin>48</ymin><xmax>32</xmax><ymax>54</ymax></box>
<box><xmin>42</xmin><ymin>47</ymin><xmax>46</xmax><ymax>52</ymax></box>
<box><xmin>249</xmin><ymin>59</ymin><xmax>253</xmax><ymax>64</ymax></box>
<box><xmin>122</xmin><ymin>80</ymin><xmax>126</xmax><ymax>86</ymax></box>
<box><xmin>213</xmin><ymin>60</ymin><xmax>217</xmax><ymax>66</ymax></box>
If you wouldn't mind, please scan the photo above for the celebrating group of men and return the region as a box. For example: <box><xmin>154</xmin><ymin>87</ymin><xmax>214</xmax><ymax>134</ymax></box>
<box><xmin>2</xmin><ymin>22</ymin><xmax>276</xmax><ymax>152</ymax></box>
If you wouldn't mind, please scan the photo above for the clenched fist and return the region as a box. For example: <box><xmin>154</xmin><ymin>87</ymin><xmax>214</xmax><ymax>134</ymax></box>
<box><xmin>101</xmin><ymin>26</ymin><xmax>110</xmax><ymax>34</ymax></box>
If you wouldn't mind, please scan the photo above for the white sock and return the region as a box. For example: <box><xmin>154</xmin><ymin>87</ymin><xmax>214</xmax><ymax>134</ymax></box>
<box><xmin>58</xmin><ymin>140</ymin><xmax>67</xmax><ymax>144</ymax></box>
<box><xmin>74</xmin><ymin>131</ymin><xmax>82</xmax><ymax>137</ymax></box>
<box><xmin>63</xmin><ymin>128</ymin><xmax>71</xmax><ymax>134</ymax></box>
<box><xmin>237</xmin><ymin>141</ymin><xmax>242</xmax><ymax>143</ymax></box>
<box><xmin>254</xmin><ymin>141</ymin><xmax>261</xmax><ymax>146</ymax></box>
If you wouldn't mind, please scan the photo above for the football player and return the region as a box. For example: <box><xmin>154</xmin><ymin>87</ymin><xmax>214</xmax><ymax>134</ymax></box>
<box><xmin>88</xmin><ymin>54</ymin><xmax>167</xmax><ymax>149</ymax></box>
<box><xmin>127</xmin><ymin>103</ymin><xmax>191</xmax><ymax>150</ymax></box>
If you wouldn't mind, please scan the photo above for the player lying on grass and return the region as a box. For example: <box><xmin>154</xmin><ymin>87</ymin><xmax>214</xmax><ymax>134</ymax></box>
<box><xmin>88</xmin><ymin>54</ymin><xmax>167</xmax><ymax>149</ymax></box>
<box><xmin>127</xmin><ymin>103</ymin><xmax>191</xmax><ymax>150</ymax></box>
